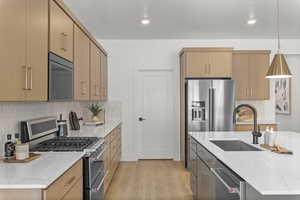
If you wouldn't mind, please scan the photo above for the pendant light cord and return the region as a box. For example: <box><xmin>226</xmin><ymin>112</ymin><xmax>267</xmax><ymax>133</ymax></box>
<box><xmin>277</xmin><ymin>0</ymin><xmax>280</xmax><ymax>52</ymax></box>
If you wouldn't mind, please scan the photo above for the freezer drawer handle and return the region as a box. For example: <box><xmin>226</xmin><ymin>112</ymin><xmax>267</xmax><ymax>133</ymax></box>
<box><xmin>211</xmin><ymin>168</ymin><xmax>240</xmax><ymax>194</ymax></box>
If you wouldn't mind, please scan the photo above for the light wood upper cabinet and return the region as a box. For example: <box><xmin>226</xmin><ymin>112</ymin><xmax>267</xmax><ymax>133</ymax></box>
<box><xmin>90</xmin><ymin>42</ymin><xmax>101</xmax><ymax>100</ymax></box>
<box><xmin>232</xmin><ymin>54</ymin><xmax>249</xmax><ymax>99</ymax></box>
<box><xmin>26</xmin><ymin>0</ymin><xmax>48</xmax><ymax>101</ymax></box>
<box><xmin>182</xmin><ymin>48</ymin><xmax>233</xmax><ymax>78</ymax></box>
<box><xmin>74</xmin><ymin>25</ymin><xmax>90</xmax><ymax>100</ymax></box>
<box><xmin>0</xmin><ymin>0</ymin><xmax>48</xmax><ymax>102</ymax></box>
<box><xmin>100</xmin><ymin>51</ymin><xmax>108</xmax><ymax>101</ymax></box>
<box><xmin>186</xmin><ymin>52</ymin><xmax>209</xmax><ymax>77</ymax></box>
<box><xmin>50</xmin><ymin>0</ymin><xmax>74</xmax><ymax>62</ymax></box>
<box><xmin>209</xmin><ymin>52</ymin><xmax>232</xmax><ymax>78</ymax></box>
<box><xmin>0</xmin><ymin>0</ymin><xmax>27</xmax><ymax>101</ymax></box>
<box><xmin>232</xmin><ymin>51</ymin><xmax>270</xmax><ymax>100</ymax></box>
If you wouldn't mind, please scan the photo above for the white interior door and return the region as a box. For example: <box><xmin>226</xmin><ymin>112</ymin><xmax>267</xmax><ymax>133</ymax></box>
<box><xmin>134</xmin><ymin>69</ymin><xmax>175</xmax><ymax>159</ymax></box>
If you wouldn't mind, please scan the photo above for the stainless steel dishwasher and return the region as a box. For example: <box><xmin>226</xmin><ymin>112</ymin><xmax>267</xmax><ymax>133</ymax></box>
<box><xmin>189</xmin><ymin>136</ymin><xmax>245</xmax><ymax>200</ymax></box>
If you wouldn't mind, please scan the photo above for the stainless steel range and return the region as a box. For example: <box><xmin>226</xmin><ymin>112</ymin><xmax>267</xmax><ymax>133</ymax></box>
<box><xmin>21</xmin><ymin>117</ymin><xmax>105</xmax><ymax>200</ymax></box>
<box><xmin>30</xmin><ymin>137</ymin><xmax>98</xmax><ymax>152</ymax></box>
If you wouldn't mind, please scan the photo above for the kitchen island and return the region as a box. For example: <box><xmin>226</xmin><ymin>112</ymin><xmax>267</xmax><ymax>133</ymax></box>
<box><xmin>189</xmin><ymin>131</ymin><xmax>300</xmax><ymax>200</ymax></box>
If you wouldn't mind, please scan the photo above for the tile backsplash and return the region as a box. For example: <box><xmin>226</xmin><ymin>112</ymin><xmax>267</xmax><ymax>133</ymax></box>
<box><xmin>0</xmin><ymin>101</ymin><xmax>121</xmax><ymax>156</ymax></box>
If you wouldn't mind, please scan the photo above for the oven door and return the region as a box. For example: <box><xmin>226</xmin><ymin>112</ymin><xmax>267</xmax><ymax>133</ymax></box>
<box><xmin>89</xmin><ymin>172</ymin><xmax>106</xmax><ymax>200</ymax></box>
<box><xmin>48</xmin><ymin>53</ymin><xmax>73</xmax><ymax>101</ymax></box>
<box><xmin>84</xmin><ymin>148</ymin><xmax>106</xmax><ymax>189</ymax></box>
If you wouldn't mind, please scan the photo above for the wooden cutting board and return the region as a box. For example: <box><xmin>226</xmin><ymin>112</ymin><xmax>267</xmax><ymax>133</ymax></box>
<box><xmin>260</xmin><ymin>144</ymin><xmax>293</xmax><ymax>155</ymax></box>
<box><xmin>2</xmin><ymin>153</ymin><xmax>41</xmax><ymax>163</ymax></box>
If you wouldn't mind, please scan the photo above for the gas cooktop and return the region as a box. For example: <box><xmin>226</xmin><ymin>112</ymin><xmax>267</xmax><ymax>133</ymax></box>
<box><xmin>30</xmin><ymin>137</ymin><xmax>98</xmax><ymax>152</ymax></box>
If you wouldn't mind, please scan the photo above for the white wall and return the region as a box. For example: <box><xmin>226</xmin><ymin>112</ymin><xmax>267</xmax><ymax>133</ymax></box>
<box><xmin>99</xmin><ymin>39</ymin><xmax>300</xmax><ymax>161</ymax></box>
<box><xmin>276</xmin><ymin>55</ymin><xmax>300</xmax><ymax>132</ymax></box>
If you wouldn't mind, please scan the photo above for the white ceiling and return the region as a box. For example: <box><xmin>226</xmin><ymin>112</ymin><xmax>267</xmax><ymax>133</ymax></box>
<box><xmin>64</xmin><ymin>0</ymin><xmax>300</xmax><ymax>39</ymax></box>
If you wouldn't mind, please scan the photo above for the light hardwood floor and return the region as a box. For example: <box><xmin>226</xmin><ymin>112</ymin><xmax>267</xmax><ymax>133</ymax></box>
<box><xmin>106</xmin><ymin>160</ymin><xmax>193</xmax><ymax>200</ymax></box>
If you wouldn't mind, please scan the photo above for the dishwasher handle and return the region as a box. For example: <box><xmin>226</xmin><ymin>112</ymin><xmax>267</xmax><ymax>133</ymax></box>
<box><xmin>211</xmin><ymin>168</ymin><xmax>240</xmax><ymax>194</ymax></box>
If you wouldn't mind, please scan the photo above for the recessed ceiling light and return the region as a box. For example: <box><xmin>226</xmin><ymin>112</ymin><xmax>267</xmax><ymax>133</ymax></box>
<box><xmin>141</xmin><ymin>18</ymin><xmax>150</xmax><ymax>25</ymax></box>
<box><xmin>247</xmin><ymin>19</ymin><xmax>257</xmax><ymax>25</ymax></box>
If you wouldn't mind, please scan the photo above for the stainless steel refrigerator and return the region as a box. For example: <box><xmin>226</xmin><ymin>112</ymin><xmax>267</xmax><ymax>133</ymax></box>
<box><xmin>187</xmin><ymin>79</ymin><xmax>235</xmax><ymax>132</ymax></box>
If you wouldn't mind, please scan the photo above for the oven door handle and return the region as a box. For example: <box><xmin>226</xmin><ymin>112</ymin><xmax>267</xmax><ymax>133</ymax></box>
<box><xmin>210</xmin><ymin>168</ymin><xmax>240</xmax><ymax>194</ymax></box>
<box><xmin>92</xmin><ymin>172</ymin><xmax>109</xmax><ymax>192</ymax></box>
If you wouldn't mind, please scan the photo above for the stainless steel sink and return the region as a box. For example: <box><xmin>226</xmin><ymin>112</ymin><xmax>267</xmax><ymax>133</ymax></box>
<box><xmin>210</xmin><ymin>140</ymin><xmax>262</xmax><ymax>151</ymax></box>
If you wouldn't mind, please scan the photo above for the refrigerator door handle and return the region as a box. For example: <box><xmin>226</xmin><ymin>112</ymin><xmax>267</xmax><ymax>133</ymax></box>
<box><xmin>211</xmin><ymin>88</ymin><xmax>215</xmax><ymax>131</ymax></box>
<box><xmin>208</xmin><ymin>88</ymin><xmax>212</xmax><ymax>131</ymax></box>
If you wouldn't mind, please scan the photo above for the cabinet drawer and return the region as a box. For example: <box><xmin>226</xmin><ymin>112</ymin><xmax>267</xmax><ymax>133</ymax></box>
<box><xmin>61</xmin><ymin>177</ymin><xmax>83</xmax><ymax>200</ymax></box>
<box><xmin>196</xmin><ymin>143</ymin><xmax>216</xmax><ymax>168</ymax></box>
<box><xmin>44</xmin><ymin>159</ymin><xmax>82</xmax><ymax>200</ymax></box>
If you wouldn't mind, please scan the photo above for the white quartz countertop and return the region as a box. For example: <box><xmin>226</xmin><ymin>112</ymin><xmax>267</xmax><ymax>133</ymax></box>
<box><xmin>0</xmin><ymin>152</ymin><xmax>84</xmax><ymax>189</ymax></box>
<box><xmin>189</xmin><ymin>131</ymin><xmax>300</xmax><ymax>196</ymax></box>
<box><xmin>69</xmin><ymin>119</ymin><xmax>121</xmax><ymax>138</ymax></box>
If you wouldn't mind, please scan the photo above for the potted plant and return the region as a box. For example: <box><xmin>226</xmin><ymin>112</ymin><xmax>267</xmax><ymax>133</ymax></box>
<box><xmin>88</xmin><ymin>103</ymin><xmax>103</xmax><ymax>122</ymax></box>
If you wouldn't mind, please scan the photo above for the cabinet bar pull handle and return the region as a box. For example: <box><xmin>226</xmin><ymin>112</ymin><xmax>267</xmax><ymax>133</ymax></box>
<box><xmin>28</xmin><ymin>67</ymin><xmax>33</xmax><ymax>90</ymax></box>
<box><xmin>251</xmin><ymin>88</ymin><xmax>253</xmax><ymax>97</ymax></box>
<box><xmin>23</xmin><ymin>66</ymin><xmax>28</xmax><ymax>90</ymax></box>
<box><xmin>60</xmin><ymin>32</ymin><xmax>67</xmax><ymax>51</ymax></box>
<box><xmin>80</xmin><ymin>81</ymin><xmax>86</xmax><ymax>95</ymax></box>
<box><xmin>64</xmin><ymin>176</ymin><xmax>76</xmax><ymax>187</ymax></box>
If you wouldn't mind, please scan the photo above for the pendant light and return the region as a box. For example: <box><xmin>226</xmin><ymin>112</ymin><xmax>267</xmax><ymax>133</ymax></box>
<box><xmin>266</xmin><ymin>0</ymin><xmax>292</xmax><ymax>79</ymax></box>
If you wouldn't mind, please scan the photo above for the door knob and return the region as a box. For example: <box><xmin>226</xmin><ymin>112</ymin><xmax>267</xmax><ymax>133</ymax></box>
<box><xmin>138</xmin><ymin>117</ymin><xmax>146</xmax><ymax>121</ymax></box>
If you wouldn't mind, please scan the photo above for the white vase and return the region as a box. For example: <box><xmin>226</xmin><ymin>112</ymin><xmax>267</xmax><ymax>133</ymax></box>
<box><xmin>92</xmin><ymin>115</ymin><xmax>100</xmax><ymax>122</ymax></box>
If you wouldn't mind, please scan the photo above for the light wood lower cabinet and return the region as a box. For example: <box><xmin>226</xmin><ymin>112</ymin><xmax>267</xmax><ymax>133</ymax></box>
<box><xmin>235</xmin><ymin>124</ymin><xmax>278</xmax><ymax>131</ymax></box>
<box><xmin>43</xmin><ymin>159</ymin><xmax>83</xmax><ymax>200</ymax></box>
<box><xmin>104</xmin><ymin>125</ymin><xmax>122</xmax><ymax>194</ymax></box>
<box><xmin>0</xmin><ymin>0</ymin><xmax>48</xmax><ymax>102</ymax></box>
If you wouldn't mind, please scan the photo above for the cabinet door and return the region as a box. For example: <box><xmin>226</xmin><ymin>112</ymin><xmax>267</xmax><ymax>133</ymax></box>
<box><xmin>0</xmin><ymin>0</ymin><xmax>27</xmax><ymax>101</ymax></box>
<box><xmin>185</xmin><ymin>52</ymin><xmax>209</xmax><ymax>78</ymax></box>
<box><xmin>248</xmin><ymin>54</ymin><xmax>270</xmax><ymax>100</ymax></box>
<box><xmin>232</xmin><ymin>54</ymin><xmax>249</xmax><ymax>100</ymax></box>
<box><xmin>209</xmin><ymin>52</ymin><xmax>232</xmax><ymax>78</ymax></box>
<box><xmin>61</xmin><ymin>178</ymin><xmax>83</xmax><ymax>200</ymax></box>
<box><xmin>50</xmin><ymin>0</ymin><xmax>74</xmax><ymax>62</ymax></box>
<box><xmin>26</xmin><ymin>0</ymin><xmax>48</xmax><ymax>101</ymax></box>
<box><xmin>90</xmin><ymin>42</ymin><xmax>101</xmax><ymax>100</ymax></box>
<box><xmin>74</xmin><ymin>26</ymin><xmax>90</xmax><ymax>100</ymax></box>
<box><xmin>100</xmin><ymin>51</ymin><xmax>108</xmax><ymax>101</ymax></box>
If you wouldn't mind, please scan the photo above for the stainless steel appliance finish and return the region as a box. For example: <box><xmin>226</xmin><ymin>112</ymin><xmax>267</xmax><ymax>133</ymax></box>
<box><xmin>210</xmin><ymin>140</ymin><xmax>262</xmax><ymax>151</ymax></box>
<box><xmin>21</xmin><ymin>116</ymin><xmax>105</xmax><ymax>200</ymax></box>
<box><xmin>49</xmin><ymin>52</ymin><xmax>74</xmax><ymax>101</ymax></box>
<box><xmin>187</xmin><ymin>79</ymin><xmax>235</xmax><ymax>132</ymax></box>
<box><xmin>21</xmin><ymin>117</ymin><xmax>58</xmax><ymax>143</ymax></box>
<box><xmin>189</xmin><ymin>136</ymin><xmax>245</xmax><ymax>200</ymax></box>
<box><xmin>30</xmin><ymin>137</ymin><xmax>98</xmax><ymax>152</ymax></box>
<box><xmin>83</xmin><ymin>141</ymin><xmax>107</xmax><ymax>200</ymax></box>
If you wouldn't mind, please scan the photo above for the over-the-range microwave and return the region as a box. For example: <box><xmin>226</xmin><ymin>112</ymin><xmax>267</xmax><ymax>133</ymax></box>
<box><xmin>48</xmin><ymin>53</ymin><xmax>74</xmax><ymax>101</ymax></box>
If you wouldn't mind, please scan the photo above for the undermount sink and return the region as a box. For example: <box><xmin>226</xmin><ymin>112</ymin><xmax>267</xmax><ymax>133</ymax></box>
<box><xmin>210</xmin><ymin>140</ymin><xmax>262</xmax><ymax>151</ymax></box>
